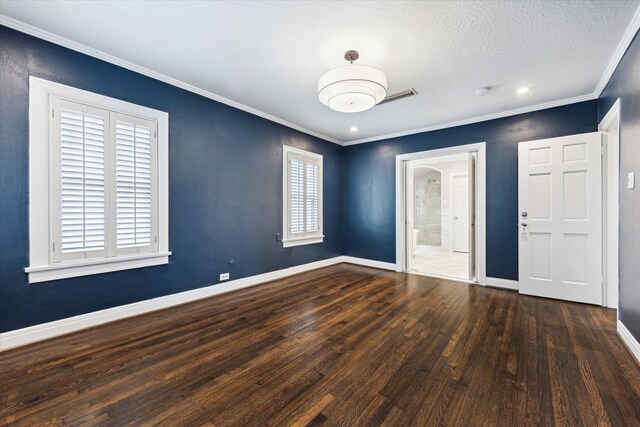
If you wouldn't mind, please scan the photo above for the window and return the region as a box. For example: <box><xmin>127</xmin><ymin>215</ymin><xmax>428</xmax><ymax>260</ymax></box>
<box><xmin>282</xmin><ymin>145</ymin><xmax>323</xmax><ymax>247</ymax></box>
<box><xmin>26</xmin><ymin>77</ymin><xmax>170</xmax><ymax>283</ymax></box>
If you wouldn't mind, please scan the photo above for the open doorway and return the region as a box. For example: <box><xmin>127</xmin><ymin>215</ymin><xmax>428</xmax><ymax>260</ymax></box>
<box><xmin>396</xmin><ymin>143</ymin><xmax>486</xmax><ymax>285</ymax></box>
<box><xmin>408</xmin><ymin>156</ymin><xmax>469</xmax><ymax>280</ymax></box>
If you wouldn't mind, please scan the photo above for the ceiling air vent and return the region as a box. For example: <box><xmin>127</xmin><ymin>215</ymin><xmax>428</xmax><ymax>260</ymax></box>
<box><xmin>377</xmin><ymin>88</ymin><xmax>418</xmax><ymax>106</ymax></box>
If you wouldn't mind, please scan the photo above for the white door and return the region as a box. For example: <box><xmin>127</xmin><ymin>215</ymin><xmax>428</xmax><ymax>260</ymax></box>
<box><xmin>518</xmin><ymin>132</ymin><xmax>603</xmax><ymax>304</ymax></box>
<box><xmin>452</xmin><ymin>175</ymin><xmax>469</xmax><ymax>253</ymax></box>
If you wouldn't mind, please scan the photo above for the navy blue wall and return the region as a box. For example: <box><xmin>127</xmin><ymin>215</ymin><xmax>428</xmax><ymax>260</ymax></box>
<box><xmin>0</xmin><ymin>26</ymin><xmax>343</xmax><ymax>332</ymax></box>
<box><xmin>343</xmin><ymin>102</ymin><xmax>598</xmax><ymax>280</ymax></box>
<box><xmin>598</xmin><ymin>31</ymin><xmax>640</xmax><ymax>342</ymax></box>
<box><xmin>0</xmin><ymin>25</ymin><xmax>612</xmax><ymax>334</ymax></box>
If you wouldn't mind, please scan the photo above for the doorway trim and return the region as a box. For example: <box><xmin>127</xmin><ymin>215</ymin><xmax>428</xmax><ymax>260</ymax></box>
<box><xmin>395</xmin><ymin>142</ymin><xmax>486</xmax><ymax>285</ymax></box>
<box><xmin>599</xmin><ymin>99</ymin><xmax>620</xmax><ymax>310</ymax></box>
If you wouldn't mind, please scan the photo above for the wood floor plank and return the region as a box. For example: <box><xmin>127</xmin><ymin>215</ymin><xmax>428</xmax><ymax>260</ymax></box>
<box><xmin>1</xmin><ymin>263</ymin><xmax>639</xmax><ymax>426</ymax></box>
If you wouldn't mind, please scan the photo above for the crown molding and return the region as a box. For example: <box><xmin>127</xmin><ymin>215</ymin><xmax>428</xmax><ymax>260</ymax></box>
<box><xmin>2</xmin><ymin>4</ymin><xmax>639</xmax><ymax>148</ymax></box>
<box><xmin>593</xmin><ymin>4</ymin><xmax>640</xmax><ymax>97</ymax></box>
<box><xmin>343</xmin><ymin>93</ymin><xmax>596</xmax><ymax>146</ymax></box>
<box><xmin>0</xmin><ymin>15</ymin><xmax>343</xmax><ymax>146</ymax></box>
<box><xmin>346</xmin><ymin>4</ymin><xmax>640</xmax><ymax>146</ymax></box>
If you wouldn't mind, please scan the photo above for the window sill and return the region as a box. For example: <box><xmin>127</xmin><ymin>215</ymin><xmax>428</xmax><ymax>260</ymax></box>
<box><xmin>25</xmin><ymin>252</ymin><xmax>172</xmax><ymax>284</ymax></box>
<box><xmin>282</xmin><ymin>236</ymin><xmax>324</xmax><ymax>248</ymax></box>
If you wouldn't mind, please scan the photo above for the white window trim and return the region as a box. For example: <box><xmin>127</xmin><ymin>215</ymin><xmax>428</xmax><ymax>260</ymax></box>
<box><xmin>26</xmin><ymin>77</ymin><xmax>170</xmax><ymax>283</ymax></box>
<box><xmin>282</xmin><ymin>145</ymin><xmax>323</xmax><ymax>248</ymax></box>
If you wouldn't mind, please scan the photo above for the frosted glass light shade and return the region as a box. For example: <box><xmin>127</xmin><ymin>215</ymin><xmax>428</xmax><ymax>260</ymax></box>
<box><xmin>318</xmin><ymin>65</ymin><xmax>387</xmax><ymax>113</ymax></box>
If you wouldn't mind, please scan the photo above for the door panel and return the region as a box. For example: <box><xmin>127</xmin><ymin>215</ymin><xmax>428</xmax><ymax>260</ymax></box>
<box><xmin>563</xmin><ymin>171</ymin><xmax>587</xmax><ymax>219</ymax></box>
<box><xmin>529</xmin><ymin>232</ymin><xmax>552</xmax><ymax>280</ymax></box>
<box><xmin>518</xmin><ymin>132</ymin><xmax>602</xmax><ymax>305</ymax></box>
<box><xmin>528</xmin><ymin>174</ymin><xmax>552</xmax><ymax>219</ymax></box>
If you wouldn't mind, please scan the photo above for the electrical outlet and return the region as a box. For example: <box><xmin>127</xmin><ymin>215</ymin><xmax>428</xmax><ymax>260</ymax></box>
<box><xmin>220</xmin><ymin>273</ymin><xmax>230</xmax><ymax>281</ymax></box>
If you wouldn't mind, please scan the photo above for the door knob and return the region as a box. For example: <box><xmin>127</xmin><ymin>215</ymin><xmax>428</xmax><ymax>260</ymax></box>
<box><xmin>521</xmin><ymin>211</ymin><xmax>528</xmax><ymax>217</ymax></box>
<box><xmin>521</xmin><ymin>222</ymin><xmax>528</xmax><ymax>227</ymax></box>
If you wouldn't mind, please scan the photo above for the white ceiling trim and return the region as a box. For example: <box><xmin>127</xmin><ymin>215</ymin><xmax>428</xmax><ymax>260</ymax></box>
<box><xmin>1</xmin><ymin>5</ymin><xmax>639</xmax><ymax>148</ymax></box>
<box><xmin>593</xmin><ymin>4</ymin><xmax>640</xmax><ymax>97</ymax></box>
<box><xmin>0</xmin><ymin>14</ymin><xmax>343</xmax><ymax>146</ymax></box>
<box><xmin>346</xmin><ymin>3</ymin><xmax>640</xmax><ymax>146</ymax></box>
<box><xmin>343</xmin><ymin>93</ymin><xmax>596</xmax><ymax>146</ymax></box>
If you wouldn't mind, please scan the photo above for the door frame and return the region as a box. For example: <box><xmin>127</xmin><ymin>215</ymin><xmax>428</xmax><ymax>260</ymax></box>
<box><xmin>599</xmin><ymin>99</ymin><xmax>620</xmax><ymax>309</ymax></box>
<box><xmin>395</xmin><ymin>142</ymin><xmax>486</xmax><ymax>285</ymax></box>
<box><xmin>450</xmin><ymin>172</ymin><xmax>469</xmax><ymax>254</ymax></box>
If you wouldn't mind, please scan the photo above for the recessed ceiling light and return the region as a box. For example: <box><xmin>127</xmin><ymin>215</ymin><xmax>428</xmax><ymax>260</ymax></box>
<box><xmin>516</xmin><ymin>86</ymin><xmax>531</xmax><ymax>94</ymax></box>
<box><xmin>350</xmin><ymin>126</ymin><xmax>358</xmax><ymax>132</ymax></box>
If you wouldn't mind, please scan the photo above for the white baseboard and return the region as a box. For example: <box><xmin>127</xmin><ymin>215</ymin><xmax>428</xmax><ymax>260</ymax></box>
<box><xmin>0</xmin><ymin>256</ymin><xmax>344</xmax><ymax>351</ymax></box>
<box><xmin>617</xmin><ymin>319</ymin><xmax>640</xmax><ymax>365</ymax></box>
<box><xmin>485</xmin><ymin>277</ymin><xmax>519</xmax><ymax>290</ymax></box>
<box><xmin>7</xmin><ymin>256</ymin><xmax>634</xmax><ymax>358</ymax></box>
<box><xmin>341</xmin><ymin>256</ymin><xmax>397</xmax><ymax>271</ymax></box>
<box><xmin>0</xmin><ymin>255</ymin><xmax>430</xmax><ymax>351</ymax></box>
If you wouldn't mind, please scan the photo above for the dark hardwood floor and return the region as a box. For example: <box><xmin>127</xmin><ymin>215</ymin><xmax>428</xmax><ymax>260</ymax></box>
<box><xmin>1</xmin><ymin>263</ymin><xmax>639</xmax><ymax>426</ymax></box>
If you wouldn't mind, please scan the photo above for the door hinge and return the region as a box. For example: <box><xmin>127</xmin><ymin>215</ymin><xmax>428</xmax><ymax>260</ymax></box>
<box><xmin>154</xmin><ymin>130</ymin><xmax>157</xmax><ymax>139</ymax></box>
<box><xmin>155</xmin><ymin>236</ymin><xmax>157</xmax><ymax>243</ymax></box>
<box><xmin>52</xmin><ymin>242</ymin><xmax>55</xmax><ymax>251</ymax></box>
<box><xmin>51</xmin><ymin>109</ymin><xmax>55</xmax><ymax>118</ymax></box>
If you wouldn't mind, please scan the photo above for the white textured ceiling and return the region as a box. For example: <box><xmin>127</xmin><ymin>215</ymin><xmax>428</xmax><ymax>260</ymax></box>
<box><xmin>1</xmin><ymin>0</ymin><xmax>639</xmax><ymax>144</ymax></box>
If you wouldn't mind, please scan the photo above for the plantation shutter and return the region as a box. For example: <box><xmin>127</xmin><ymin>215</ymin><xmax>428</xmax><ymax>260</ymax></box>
<box><xmin>305</xmin><ymin>162</ymin><xmax>319</xmax><ymax>233</ymax></box>
<box><xmin>53</xmin><ymin>100</ymin><xmax>109</xmax><ymax>262</ymax></box>
<box><xmin>113</xmin><ymin>113</ymin><xmax>157</xmax><ymax>255</ymax></box>
<box><xmin>289</xmin><ymin>158</ymin><xmax>305</xmax><ymax>234</ymax></box>
<box><xmin>287</xmin><ymin>151</ymin><xmax>320</xmax><ymax>237</ymax></box>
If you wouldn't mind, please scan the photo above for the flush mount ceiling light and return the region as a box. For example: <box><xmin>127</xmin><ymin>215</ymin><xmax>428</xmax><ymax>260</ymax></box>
<box><xmin>318</xmin><ymin>50</ymin><xmax>387</xmax><ymax>113</ymax></box>
<box><xmin>516</xmin><ymin>86</ymin><xmax>531</xmax><ymax>94</ymax></box>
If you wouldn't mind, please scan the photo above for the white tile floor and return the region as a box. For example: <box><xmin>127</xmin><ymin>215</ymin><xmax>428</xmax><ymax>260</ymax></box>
<box><xmin>410</xmin><ymin>248</ymin><xmax>469</xmax><ymax>280</ymax></box>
